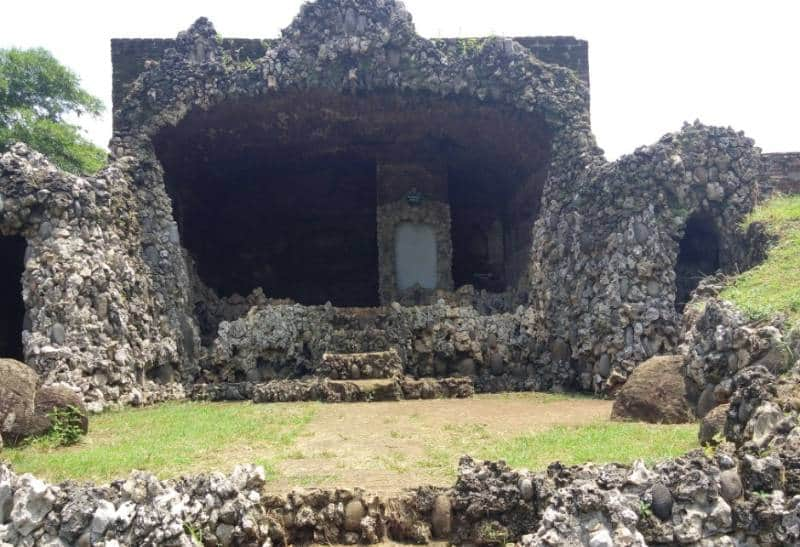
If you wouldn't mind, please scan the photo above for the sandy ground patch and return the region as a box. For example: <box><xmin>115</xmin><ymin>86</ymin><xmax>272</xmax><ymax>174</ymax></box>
<box><xmin>270</xmin><ymin>393</ymin><xmax>612</xmax><ymax>494</ymax></box>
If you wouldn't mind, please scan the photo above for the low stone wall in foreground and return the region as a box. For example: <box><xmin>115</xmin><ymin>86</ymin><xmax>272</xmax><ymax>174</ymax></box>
<box><xmin>3</xmin><ymin>359</ymin><xmax>800</xmax><ymax>546</ymax></box>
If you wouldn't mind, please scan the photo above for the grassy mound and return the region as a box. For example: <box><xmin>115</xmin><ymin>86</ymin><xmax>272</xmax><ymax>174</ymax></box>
<box><xmin>720</xmin><ymin>194</ymin><xmax>800</xmax><ymax>325</ymax></box>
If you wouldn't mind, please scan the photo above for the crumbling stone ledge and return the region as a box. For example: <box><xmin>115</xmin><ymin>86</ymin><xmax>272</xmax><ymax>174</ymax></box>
<box><xmin>681</xmin><ymin>278</ymin><xmax>800</xmax><ymax>419</ymax></box>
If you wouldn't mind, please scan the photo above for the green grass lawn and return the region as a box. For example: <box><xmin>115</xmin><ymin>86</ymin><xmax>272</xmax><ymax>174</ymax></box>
<box><xmin>2</xmin><ymin>398</ymin><xmax>697</xmax><ymax>485</ymax></box>
<box><xmin>720</xmin><ymin>194</ymin><xmax>800</xmax><ymax>325</ymax></box>
<box><xmin>419</xmin><ymin>421</ymin><xmax>697</xmax><ymax>479</ymax></box>
<box><xmin>1</xmin><ymin>401</ymin><xmax>318</xmax><ymax>483</ymax></box>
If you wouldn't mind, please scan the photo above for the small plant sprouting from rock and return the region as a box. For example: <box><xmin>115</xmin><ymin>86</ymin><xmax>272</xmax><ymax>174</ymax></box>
<box><xmin>183</xmin><ymin>522</ymin><xmax>204</xmax><ymax>545</ymax></box>
<box><xmin>457</xmin><ymin>37</ymin><xmax>484</xmax><ymax>56</ymax></box>
<box><xmin>703</xmin><ymin>434</ymin><xmax>724</xmax><ymax>458</ymax></box>
<box><xmin>638</xmin><ymin>501</ymin><xmax>653</xmax><ymax>519</ymax></box>
<box><xmin>47</xmin><ymin>405</ymin><xmax>85</xmax><ymax>446</ymax></box>
<box><xmin>477</xmin><ymin>520</ymin><xmax>509</xmax><ymax>545</ymax></box>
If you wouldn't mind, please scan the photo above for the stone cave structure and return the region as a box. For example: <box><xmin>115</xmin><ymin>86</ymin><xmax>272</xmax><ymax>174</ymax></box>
<box><xmin>0</xmin><ymin>0</ymin><xmax>778</xmax><ymax>410</ymax></box>
<box><xmin>8</xmin><ymin>1</ymin><xmax>800</xmax><ymax>546</ymax></box>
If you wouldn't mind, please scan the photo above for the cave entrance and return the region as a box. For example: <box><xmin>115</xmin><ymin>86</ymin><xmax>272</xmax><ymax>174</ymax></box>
<box><xmin>0</xmin><ymin>235</ymin><xmax>26</xmax><ymax>360</ymax></box>
<box><xmin>154</xmin><ymin>103</ymin><xmax>380</xmax><ymax>307</ymax></box>
<box><xmin>153</xmin><ymin>91</ymin><xmax>551</xmax><ymax>307</ymax></box>
<box><xmin>449</xmin><ymin>157</ymin><xmax>546</xmax><ymax>293</ymax></box>
<box><xmin>675</xmin><ymin>212</ymin><xmax>721</xmax><ymax>312</ymax></box>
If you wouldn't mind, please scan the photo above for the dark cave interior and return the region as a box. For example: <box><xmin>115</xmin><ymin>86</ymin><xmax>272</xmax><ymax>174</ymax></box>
<box><xmin>153</xmin><ymin>91</ymin><xmax>551</xmax><ymax>306</ymax></box>
<box><xmin>0</xmin><ymin>235</ymin><xmax>26</xmax><ymax>360</ymax></box>
<box><xmin>675</xmin><ymin>212</ymin><xmax>721</xmax><ymax>312</ymax></box>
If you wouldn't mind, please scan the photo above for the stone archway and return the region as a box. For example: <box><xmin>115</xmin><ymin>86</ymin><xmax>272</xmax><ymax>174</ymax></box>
<box><xmin>675</xmin><ymin>212</ymin><xmax>721</xmax><ymax>312</ymax></box>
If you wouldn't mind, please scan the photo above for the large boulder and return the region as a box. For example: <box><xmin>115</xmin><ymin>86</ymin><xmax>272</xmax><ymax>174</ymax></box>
<box><xmin>611</xmin><ymin>355</ymin><xmax>695</xmax><ymax>424</ymax></box>
<box><xmin>0</xmin><ymin>358</ymin><xmax>38</xmax><ymax>442</ymax></box>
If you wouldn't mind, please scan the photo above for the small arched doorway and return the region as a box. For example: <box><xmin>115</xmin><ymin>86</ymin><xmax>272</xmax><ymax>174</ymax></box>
<box><xmin>0</xmin><ymin>235</ymin><xmax>27</xmax><ymax>360</ymax></box>
<box><xmin>675</xmin><ymin>212</ymin><xmax>720</xmax><ymax>312</ymax></box>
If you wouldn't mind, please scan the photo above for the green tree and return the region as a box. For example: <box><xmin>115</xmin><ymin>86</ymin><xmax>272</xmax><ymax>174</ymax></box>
<box><xmin>0</xmin><ymin>47</ymin><xmax>106</xmax><ymax>175</ymax></box>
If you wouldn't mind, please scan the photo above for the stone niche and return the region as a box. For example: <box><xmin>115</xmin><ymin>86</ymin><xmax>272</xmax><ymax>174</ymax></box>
<box><xmin>675</xmin><ymin>211</ymin><xmax>721</xmax><ymax>311</ymax></box>
<box><xmin>153</xmin><ymin>90</ymin><xmax>552</xmax><ymax>308</ymax></box>
<box><xmin>376</xmin><ymin>157</ymin><xmax>453</xmax><ymax>303</ymax></box>
<box><xmin>394</xmin><ymin>222</ymin><xmax>438</xmax><ymax>291</ymax></box>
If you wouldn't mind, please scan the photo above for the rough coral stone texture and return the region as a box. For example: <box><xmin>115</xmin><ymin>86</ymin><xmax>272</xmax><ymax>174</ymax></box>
<box><xmin>699</xmin><ymin>402</ymin><xmax>729</xmax><ymax>446</ymax></box>
<box><xmin>681</xmin><ymin>282</ymin><xmax>798</xmax><ymax>416</ymax></box>
<box><xmin>318</xmin><ymin>348</ymin><xmax>404</xmax><ymax>379</ymax></box>
<box><xmin>611</xmin><ymin>355</ymin><xmax>694</xmax><ymax>424</ymax></box>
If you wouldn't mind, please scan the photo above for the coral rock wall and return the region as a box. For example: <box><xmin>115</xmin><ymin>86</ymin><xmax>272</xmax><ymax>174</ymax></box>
<box><xmin>0</xmin><ymin>146</ymin><xmax>167</xmax><ymax>411</ymax></box>
<box><xmin>530</xmin><ymin>124</ymin><xmax>762</xmax><ymax>392</ymax></box>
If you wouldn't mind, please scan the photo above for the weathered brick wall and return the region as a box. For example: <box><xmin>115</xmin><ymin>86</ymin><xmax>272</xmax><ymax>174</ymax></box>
<box><xmin>514</xmin><ymin>36</ymin><xmax>589</xmax><ymax>88</ymax></box>
<box><xmin>111</xmin><ymin>37</ymin><xmax>275</xmax><ymax>125</ymax></box>
<box><xmin>763</xmin><ymin>152</ymin><xmax>800</xmax><ymax>195</ymax></box>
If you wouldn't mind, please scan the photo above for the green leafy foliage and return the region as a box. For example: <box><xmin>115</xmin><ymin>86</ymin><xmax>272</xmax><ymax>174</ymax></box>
<box><xmin>477</xmin><ymin>521</ymin><xmax>509</xmax><ymax>545</ymax></box>
<box><xmin>46</xmin><ymin>405</ymin><xmax>85</xmax><ymax>447</ymax></box>
<box><xmin>0</xmin><ymin>47</ymin><xmax>106</xmax><ymax>174</ymax></box>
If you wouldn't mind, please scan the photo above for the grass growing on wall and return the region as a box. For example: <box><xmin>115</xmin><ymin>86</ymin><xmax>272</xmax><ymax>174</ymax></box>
<box><xmin>721</xmin><ymin>194</ymin><xmax>800</xmax><ymax>325</ymax></box>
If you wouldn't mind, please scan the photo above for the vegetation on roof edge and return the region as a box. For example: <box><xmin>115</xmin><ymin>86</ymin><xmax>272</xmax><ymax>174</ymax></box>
<box><xmin>720</xmin><ymin>194</ymin><xmax>800</xmax><ymax>325</ymax></box>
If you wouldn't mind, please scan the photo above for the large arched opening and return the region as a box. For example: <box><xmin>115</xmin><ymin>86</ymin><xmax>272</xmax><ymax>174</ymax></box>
<box><xmin>675</xmin><ymin>212</ymin><xmax>721</xmax><ymax>312</ymax></box>
<box><xmin>152</xmin><ymin>91</ymin><xmax>552</xmax><ymax>307</ymax></box>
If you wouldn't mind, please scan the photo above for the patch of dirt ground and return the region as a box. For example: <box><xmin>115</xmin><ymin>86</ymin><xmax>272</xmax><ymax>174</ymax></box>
<box><xmin>269</xmin><ymin>393</ymin><xmax>612</xmax><ymax>494</ymax></box>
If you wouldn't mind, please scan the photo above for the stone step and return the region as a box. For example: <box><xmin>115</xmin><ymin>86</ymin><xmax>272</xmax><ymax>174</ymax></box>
<box><xmin>192</xmin><ymin>377</ymin><xmax>475</xmax><ymax>404</ymax></box>
<box><xmin>252</xmin><ymin>377</ymin><xmax>475</xmax><ymax>403</ymax></box>
<box><xmin>397</xmin><ymin>377</ymin><xmax>474</xmax><ymax>400</ymax></box>
<box><xmin>327</xmin><ymin>327</ymin><xmax>391</xmax><ymax>353</ymax></box>
<box><xmin>252</xmin><ymin>378</ymin><xmax>401</xmax><ymax>403</ymax></box>
<box><xmin>317</xmin><ymin>349</ymin><xmax>403</xmax><ymax>380</ymax></box>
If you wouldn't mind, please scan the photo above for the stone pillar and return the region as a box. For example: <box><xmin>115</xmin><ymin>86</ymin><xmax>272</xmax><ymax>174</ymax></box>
<box><xmin>376</xmin><ymin>157</ymin><xmax>453</xmax><ymax>304</ymax></box>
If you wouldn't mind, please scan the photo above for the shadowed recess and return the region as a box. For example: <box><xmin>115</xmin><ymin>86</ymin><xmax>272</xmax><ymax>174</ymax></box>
<box><xmin>675</xmin><ymin>212</ymin><xmax>721</xmax><ymax>311</ymax></box>
<box><xmin>0</xmin><ymin>235</ymin><xmax>27</xmax><ymax>360</ymax></box>
<box><xmin>153</xmin><ymin>91</ymin><xmax>551</xmax><ymax>305</ymax></box>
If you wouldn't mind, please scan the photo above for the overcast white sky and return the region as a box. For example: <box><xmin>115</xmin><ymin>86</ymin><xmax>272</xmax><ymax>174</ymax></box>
<box><xmin>1</xmin><ymin>0</ymin><xmax>798</xmax><ymax>159</ymax></box>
